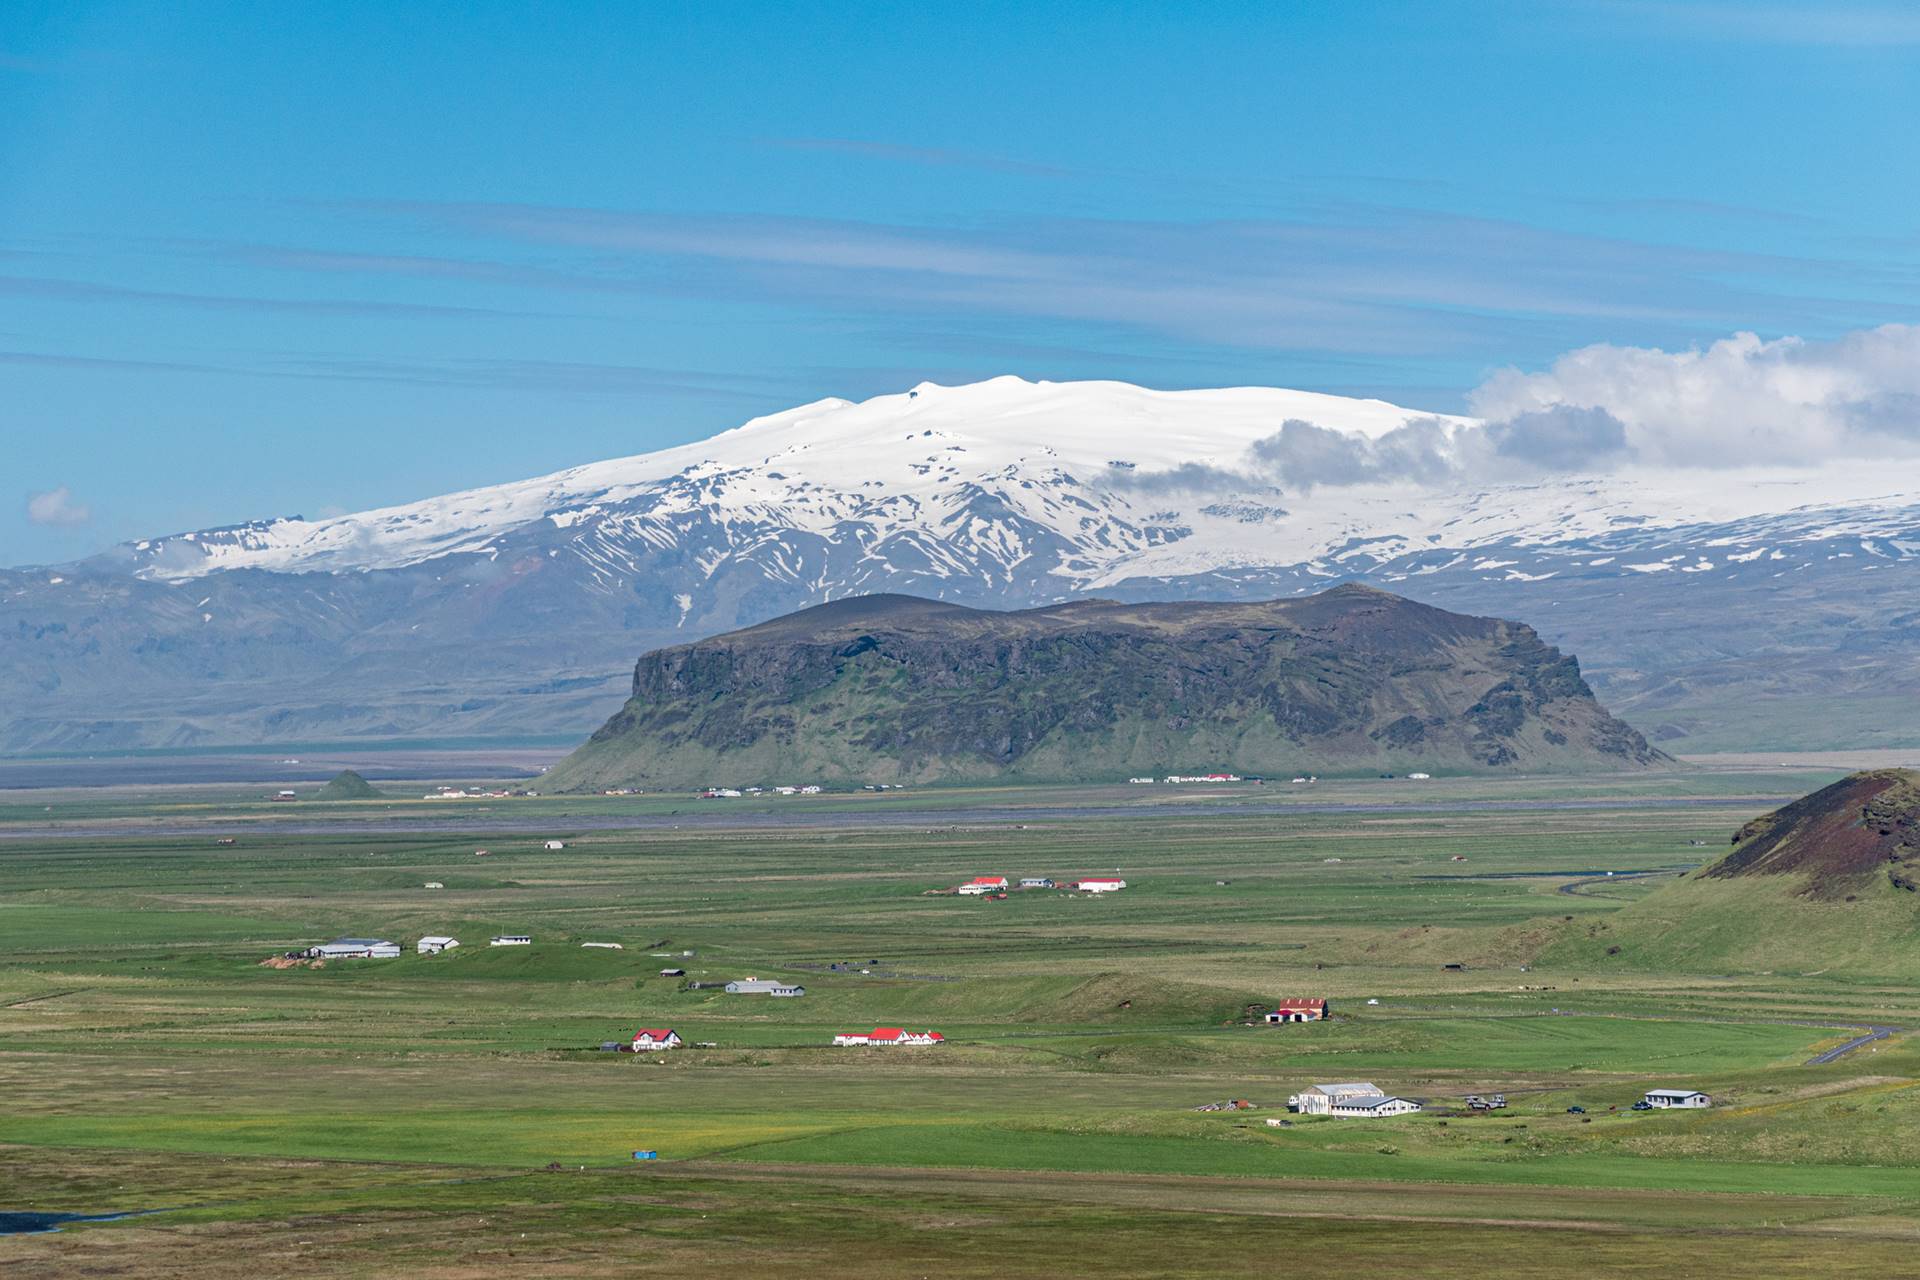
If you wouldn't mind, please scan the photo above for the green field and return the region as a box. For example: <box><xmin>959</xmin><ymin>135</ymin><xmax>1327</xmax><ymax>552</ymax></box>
<box><xmin>5</xmin><ymin>768</ymin><xmax>1919</xmax><ymax>1276</ymax></box>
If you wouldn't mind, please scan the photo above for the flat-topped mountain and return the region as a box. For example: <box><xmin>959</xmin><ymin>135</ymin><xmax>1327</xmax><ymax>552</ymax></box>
<box><xmin>545</xmin><ymin>585</ymin><xmax>1664</xmax><ymax>790</ymax></box>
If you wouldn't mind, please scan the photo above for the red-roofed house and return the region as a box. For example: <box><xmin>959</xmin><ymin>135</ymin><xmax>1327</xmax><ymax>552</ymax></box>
<box><xmin>862</xmin><ymin>1027</ymin><xmax>944</xmax><ymax>1046</ymax></box>
<box><xmin>630</xmin><ymin>1028</ymin><xmax>683</xmax><ymax>1051</ymax></box>
<box><xmin>1262</xmin><ymin>998</ymin><xmax>1329</xmax><ymax>1024</ymax></box>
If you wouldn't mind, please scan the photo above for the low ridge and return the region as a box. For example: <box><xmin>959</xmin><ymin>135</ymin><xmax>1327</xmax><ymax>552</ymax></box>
<box><xmin>1544</xmin><ymin>769</ymin><xmax>1920</xmax><ymax>976</ymax></box>
<box><xmin>546</xmin><ymin>585</ymin><xmax>1663</xmax><ymax>790</ymax></box>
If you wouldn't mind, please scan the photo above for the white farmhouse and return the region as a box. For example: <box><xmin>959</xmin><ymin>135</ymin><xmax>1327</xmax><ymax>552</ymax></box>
<box><xmin>630</xmin><ymin>1028</ymin><xmax>682</xmax><ymax>1052</ymax></box>
<box><xmin>1644</xmin><ymin>1088</ymin><xmax>1712</xmax><ymax>1109</ymax></box>
<box><xmin>416</xmin><ymin>935</ymin><xmax>459</xmax><ymax>955</ymax></box>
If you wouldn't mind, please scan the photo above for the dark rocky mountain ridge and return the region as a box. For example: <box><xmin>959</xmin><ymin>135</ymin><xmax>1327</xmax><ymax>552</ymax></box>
<box><xmin>546</xmin><ymin>585</ymin><xmax>1666</xmax><ymax>790</ymax></box>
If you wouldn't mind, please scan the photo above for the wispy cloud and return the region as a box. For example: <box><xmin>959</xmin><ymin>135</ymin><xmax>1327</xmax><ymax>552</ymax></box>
<box><xmin>0</xmin><ymin>273</ymin><xmax>548</xmax><ymax>319</ymax></box>
<box><xmin>344</xmin><ymin>199</ymin><xmax>1919</xmax><ymax>359</ymax></box>
<box><xmin>26</xmin><ymin>486</ymin><xmax>90</xmax><ymax>527</ymax></box>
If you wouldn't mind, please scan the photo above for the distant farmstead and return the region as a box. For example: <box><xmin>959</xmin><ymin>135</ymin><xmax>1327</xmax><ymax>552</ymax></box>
<box><xmin>630</xmin><ymin>1028</ymin><xmax>682</xmax><ymax>1052</ymax></box>
<box><xmin>836</xmin><ymin>1027</ymin><xmax>944</xmax><ymax>1047</ymax></box>
<box><xmin>1263</xmin><ymin>998</ymin><xmax>1328</xmax><ymax>1023</ymax></box>
<box><xmin>1644</xmin><ymin>1088</ymin><xmax>1712</xmax><ymax>1109</ymax></box>
<box><xmin>1286</xmin><ymin>1082</ymin><xmax>1419</xmax><ymax>1117</ymax></box>
<box><xmin>1072</xmin><ymin>877</ymin><xmax>1126</xmax><ymax>893</ymax></box>
<box><xmin>308</xmin><ymin>938</ymin><xmax>399</xmax><ymax>960</ymax></box>
<box><xmin>725</xmin><ymin>979</ymin><xmax>806</xmax><ymax>997</ymax></box>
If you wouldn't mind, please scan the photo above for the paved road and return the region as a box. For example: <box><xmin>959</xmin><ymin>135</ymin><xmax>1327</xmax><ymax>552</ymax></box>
<box><xmin>1807</xmin><ymin>1025</ymin><xmax>1901</xmax><ymax>1065</ymax></box>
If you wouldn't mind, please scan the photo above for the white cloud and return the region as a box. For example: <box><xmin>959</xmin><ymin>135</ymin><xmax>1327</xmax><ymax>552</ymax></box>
<box><xmin>1469</xmin><ymin>324</ymin><xmax>1920</xmax><ymax>468</ymax></box>
<box><xmin>26</xmin><ymin>486</ymin><xmax>91</xmax><ymax>527</ymax></box>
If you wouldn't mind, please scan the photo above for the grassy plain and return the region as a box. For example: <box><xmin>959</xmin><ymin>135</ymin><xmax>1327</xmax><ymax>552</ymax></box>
<box><xmin>4</xmin><ymin>769</ymin><xmax>1919</xmax><ymax>1276</ymax></box>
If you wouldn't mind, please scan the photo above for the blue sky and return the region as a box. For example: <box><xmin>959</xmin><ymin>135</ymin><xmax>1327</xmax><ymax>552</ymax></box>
<box><xmin>4</xmin><ymin>0</ymin><xmax>1918</xmax><ymax>564</ymax></box>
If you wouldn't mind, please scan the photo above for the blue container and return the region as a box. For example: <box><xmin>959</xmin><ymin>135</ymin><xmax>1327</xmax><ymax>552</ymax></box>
<box><xmin>633</xmin><ymin>1150</ymin><xmax>658</xmax><ymax>1160</ymax></box>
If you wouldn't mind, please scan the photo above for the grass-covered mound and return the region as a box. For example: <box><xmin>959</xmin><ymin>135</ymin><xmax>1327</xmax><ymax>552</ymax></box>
<box><xmin>315</xmin><ymin>769</ymin><xmax>384</xmax><ymax>800</ymax></box>
<box><xmin>1544</xmin><ymin>769</ymin><xmax>1920</xmax><ymax>976</ymax></box>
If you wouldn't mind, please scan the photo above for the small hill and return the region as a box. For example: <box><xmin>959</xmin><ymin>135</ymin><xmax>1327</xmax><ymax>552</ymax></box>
<box><xmin>315</xmin><ymin>769</ymin><xmax>384</xmax><ymax>800</ymax></box>
<box><xmin>1707</xmin><ymin>769</ymin><xmax>1920</xmax><ymax>896</ymax></box>
<box><xmin>1545</xmin><ymin>770</ymin><xmax>1920</xmax><ymax>976</ymax></box>
<box><xmin>546</xmin><ymin>585</ymin><xmax>1664</xmax><ymax>790</ymax></box>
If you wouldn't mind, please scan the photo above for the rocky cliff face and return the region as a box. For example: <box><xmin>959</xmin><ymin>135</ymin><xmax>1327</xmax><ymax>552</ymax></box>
<box><xmin>547</xmin><ymin>585</ymin><xmax>1664</xmax><ymax>790</ymax></box>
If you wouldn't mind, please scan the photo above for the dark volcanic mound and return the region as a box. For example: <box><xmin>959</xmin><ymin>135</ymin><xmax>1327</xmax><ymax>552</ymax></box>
<box><xmin>1706</xmin><ymin>769</ymin><xmax>1920</xmax><ymax>898</ymax></box>
<box><xmin>549</xmin><ymin>584</ymin><xmax>1665</xmax><ymax>790</ymax></box>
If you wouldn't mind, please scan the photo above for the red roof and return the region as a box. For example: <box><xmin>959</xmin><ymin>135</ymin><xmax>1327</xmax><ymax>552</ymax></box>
<box><xmin>870</xmin><ymin>1027</ymin><xmax>905</xmax><ymax>1039</ymax></box>
<box><xmin>632</xmin><ymin>1028</ymin><xmax>678</xmax><ymax>1039</ymax></box>
<box><xmin>1271</xmin><ymin>998</ymin><xmax>1326</xmax><ymax>1010</ymax></box>
<box><xmin>968</xmin><ymin>876</ymin><xmax>1006</xmax><ymax>885</ymax></box>
<box><xmin>926</xmin><ymin>1032</ymin><xmax>945</xmax><ymax>1041</ymax></box>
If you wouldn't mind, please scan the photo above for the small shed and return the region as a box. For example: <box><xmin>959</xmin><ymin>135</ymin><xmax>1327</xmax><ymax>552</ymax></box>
<box><xmin>543</xmin><ymin>840</ymin><xmax>566</xmax><ymax>850</ymax></box>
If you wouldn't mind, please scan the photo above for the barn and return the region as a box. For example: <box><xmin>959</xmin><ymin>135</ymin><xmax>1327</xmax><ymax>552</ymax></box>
<box><xmin>1263</xmin><ymin>998</ymin><xmax>1329</xmax><ymax>1023</ymax></box>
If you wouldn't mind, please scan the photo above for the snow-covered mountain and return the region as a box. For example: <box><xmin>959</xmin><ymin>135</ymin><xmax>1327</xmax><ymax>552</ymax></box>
<box><xmin>8</xmin><ymin>376</ymin><xmax>1920</xmax><ymax>754</ymax></box>
<box><xmin>99</xmin><ymin>375</ymin><xmax>1918</xmax><ymax>590</ymax></box>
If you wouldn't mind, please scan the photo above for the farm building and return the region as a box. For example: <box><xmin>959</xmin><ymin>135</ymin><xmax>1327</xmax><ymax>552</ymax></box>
<box><xmin>869</xmin><ymin>1028</ymin><xmax>943</xmax><ymax>1046</ymax></box>
<box><xmin>581</xmin><ymin>941</ymin><xmax>623</xmax><ymax>949</ymax></box>
<box><xmin>630</xmin><ymin>1028</ymin><xmax>682</xmax><ymax>1052</ymax></box>
<box><xmin>416</xmin><ymin>936</ymin><xmax>458</xmax><ymax>955</ymax></box>
<box><xmin>1644</xmin><ymin>1088</ymin><xmax>1712</xmax><ymax>1109</ymax></box>
<box><xmin>542</xmin><ymin>840</ymin><xmax>566</xmax><ymax>850</ymax></box>
<box><xmin>308</xmin><ymin>938</ymin><xmax>399</xmax><ymax>960</ymax></box>
<box><xmin>724</xmin><ymin>979</ymin><xmax>806</xmax><ymax>997</ymax></box>
<box><xmin>964</xmin><ymin>876</ymin><xmax>1009</xmax><ymax>891</ymax></box>
<box><xmin>1287</xmin><ymin>1082</ymin><xmax>1383</xmax><ymax>1114</ymax></box>
<box><xmin>1019</xmin><ymin>877</ymin><xmax>1054</xmax><ymax>889</ymax></box>
<box><xmin>490</xmin><ymin>934</ymin><xmax>532</xmax><ymax>947</ymax></box>
<box><xmin>1073</xmin><ymin>878</ymin><xmax>1126</xmax><ymax>893</ymax></box>
<box><xmin>659</xmin><ymin>967</ymin><xmax>686</xmax><ymax>978</ymax></box>
<box><xmin>1329</xmin><ymin>1094</ymin><xmax>1422</xmax><ymax>1117</ymax></box>
<box><xmin>1262</xmin><ymin>998</ymin><xmax>1329</xmax><ymax>1023</ymax></box>
<box><xmin>423</xmin><ymin>881</ymin><xmax>444</xmax><ymax>890</ymax></box>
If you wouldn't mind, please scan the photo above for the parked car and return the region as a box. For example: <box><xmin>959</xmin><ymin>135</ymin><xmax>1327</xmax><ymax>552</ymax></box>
<box><xmin>1566</xmin><ymin>1105</ymin><xmax>1586</xmax><ymax>1114</ymax></box>
<box><xmin>1631</xmin><ymin>1100</ymin><xmax>1653</xmax><ymax>1111</ymax></box>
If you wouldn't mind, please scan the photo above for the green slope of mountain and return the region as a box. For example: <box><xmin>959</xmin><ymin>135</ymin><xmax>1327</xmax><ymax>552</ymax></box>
<box><xmin>546</xmin><ymin>585</ymin><xmax>1665</xmax><ymax>791</ymax></box>
<box><xmin>1545</xmin><ymin>770</ymin><xmax>1920</xmax><ymax>977</ymax></box>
